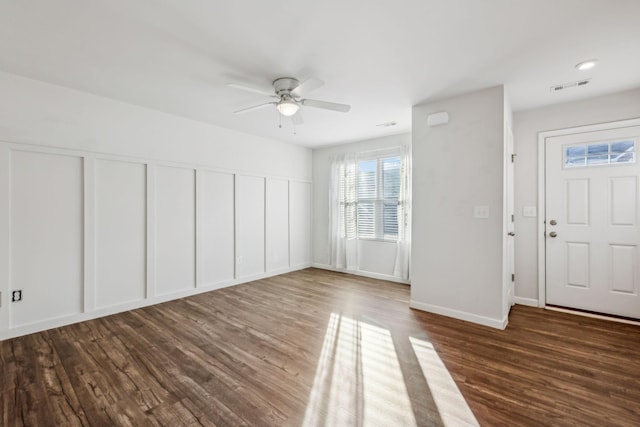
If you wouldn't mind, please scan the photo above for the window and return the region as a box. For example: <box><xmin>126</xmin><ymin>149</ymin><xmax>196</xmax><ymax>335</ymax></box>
<box><xmin>330</xmin><ymin>146</ymin><xmax>411</xmax><ymax>279</ymax></box>
<box><xmin>565</xmin><ymin>140</ymin><xmax>635</xmax><ymax>168</ymax></box>
<box><xmin>340</xmin><ymin>153</ymin><xmax>401</xmax><ymax>240</ymax></box>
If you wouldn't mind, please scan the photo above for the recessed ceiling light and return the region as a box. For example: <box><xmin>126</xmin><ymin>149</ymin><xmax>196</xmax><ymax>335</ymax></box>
<box><xmin>575</xmin><ymin>59</ymin><xmax>598</xmax><ymax>71</ymax></box>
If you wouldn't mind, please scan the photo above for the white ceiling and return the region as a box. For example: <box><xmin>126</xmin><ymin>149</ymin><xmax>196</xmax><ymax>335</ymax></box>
<box><xmin>1</xmin><ymin>0</ymin><xmax>639</xmax><ymax>148</ymax></box>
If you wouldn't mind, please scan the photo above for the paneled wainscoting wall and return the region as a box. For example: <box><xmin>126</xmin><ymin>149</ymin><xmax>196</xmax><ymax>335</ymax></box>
<box><xmin>0</xmin><ymin>142</ymin><xmax>311</xmax><ymax>340</ymax></box>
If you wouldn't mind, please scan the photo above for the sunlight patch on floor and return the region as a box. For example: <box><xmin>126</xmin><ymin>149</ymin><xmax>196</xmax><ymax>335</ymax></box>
<box><xmin>302</xmin><ymin>312</ymin><xmax>417</xmax><ymax>427</ymax></box>
<box><xmin>409</xmin><ymin>337</ymin><xmax>479</xmax><ymax>427</ymax></box>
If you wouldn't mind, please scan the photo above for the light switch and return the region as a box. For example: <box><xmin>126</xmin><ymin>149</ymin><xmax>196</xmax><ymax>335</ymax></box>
<box><xmin>523</xmin><ymin>206</ymin><xmax>537</xmax><ymax>217</ymax></box>
<box><xmin>473</xmin><ymin>205</ymin><xmax>490</xmax><ymax>219</ymax></box>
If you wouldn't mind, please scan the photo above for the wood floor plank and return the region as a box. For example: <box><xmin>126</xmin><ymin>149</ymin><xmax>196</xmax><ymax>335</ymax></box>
<box><xmin>1</xmin><ymin>268</ymin><xmax>639</xmax><ymax>426</ymax></box>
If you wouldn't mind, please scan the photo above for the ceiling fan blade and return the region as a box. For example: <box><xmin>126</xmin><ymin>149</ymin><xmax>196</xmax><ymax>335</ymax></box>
<box><xmin>233</xmin><ymin>102</ymin><xmax>276</xmax><ymax>114</ymax></box>
<box><xmin>302</xmin><ymin>99</ymin><xmax>351</xmax><ymax>113</ymax></box>
<box><xmin>227</xmin><ymin>83</ymin><xmax>275</xmax><ymax>97</ymax></box>
<box><xmin>291</xmin><ymin>112</ymin><xmax>304</xmax><ymax>126</ymax></box>
<box><xmin>291</xmin><ymin>77</ymin><xmax>324</xmax><ymax>98</ymax></box>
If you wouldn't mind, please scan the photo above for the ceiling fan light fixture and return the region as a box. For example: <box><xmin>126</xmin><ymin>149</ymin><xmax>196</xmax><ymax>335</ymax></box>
<box><xmin>229</xmin><ymin>76</ymin><xmax>350</xmax><ymax>121</ymax></box>
<box><xmin>277</xmin><ymin>99</ymin><xmax>300</xmax><ymax>116</ymax></box>
<box><xmin>575</xmin><ymin>59</ymin><xmax>598</xmax><ymax>71</ymax></box>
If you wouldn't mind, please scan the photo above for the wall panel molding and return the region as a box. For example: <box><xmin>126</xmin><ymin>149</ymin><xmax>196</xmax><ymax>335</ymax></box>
<box><xmin>235</xmin><ymin>175</ymin><xmax>266</xmax><ymax>278</ymax></box>
<box><xmin>198</xmin><ymin>170</ymin><xmax>235</xmax><ymax>287</ymax></box>
<box><xmin>94</xmin><ymin>159</ymin><xmax>147</xmax><ymax>309</ymax></box>
<box><xmin>83</xmin><ymin>156</ymin><xmax>96</xmax><ymax>313</ymax></box>
<box><xmin>9</xmin><ymin>149</ymin><xmax>84</xmax><ymax>327</ymax></box>
<box><xmin>0</xmin><ymin>144</ymin><xmax>11</xmax><ymax>331</ymax></box>
<box><xmin>146</xmin><ymin>163</ymin><xmax>156</xmax><ymax>299</ymax></box>
<box><xmin>0</xmin><ymin>142</ymin><xmax>311</xmax><ymax>340</ymax></box>
<box><xmin>266</xmin><ymin>178</ymin><xmax>290</xmax><ymax>272</ymax></box>
<box><xmin>290</xmin><ymin>181</ymin><xmax>311</xmax><ymax>268</ymax></box>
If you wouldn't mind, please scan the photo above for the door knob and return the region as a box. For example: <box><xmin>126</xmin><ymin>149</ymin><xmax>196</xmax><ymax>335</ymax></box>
<box><xmin>549</xmin><ymin>231</ymin><xmax>557</xmax><ymax>238</ymax></box>
<box><xmin>508</xmin><ymin>232</ymin><xmax>515</xmax><ymax>236</ymax></box>
<box><xmin>549</xmin><ymin>219</ymin><xmax>557</xmax><ymax>226</ymax></box>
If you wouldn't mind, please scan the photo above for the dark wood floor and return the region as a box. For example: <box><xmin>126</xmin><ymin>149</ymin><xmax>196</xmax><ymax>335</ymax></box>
<box><xmin>2</xmin><ymin>268</ymin><xmax>639</xmax><ymax>426</ymax></box>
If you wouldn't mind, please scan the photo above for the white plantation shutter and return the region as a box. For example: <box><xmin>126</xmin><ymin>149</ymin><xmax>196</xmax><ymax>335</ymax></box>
<box><xmin>382</xmin><ymin>157</ymin><xmax>400</xmax><ymax>238</ymax></box>
<box><xmin>357</xmin><ymin>159</ymin><xmax>377</xmax><ymax>238</ymax></box>
<box><xmin>353</xmin><ymin>155</ymin><xmax>401</xmax><ymax>240</ymax></box>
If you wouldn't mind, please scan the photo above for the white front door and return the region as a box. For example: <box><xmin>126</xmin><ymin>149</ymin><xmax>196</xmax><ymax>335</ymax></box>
<box><xmin>545</xmin><ymin>125</ymin><xmax>640</xmax><ymax>319</ymax></box>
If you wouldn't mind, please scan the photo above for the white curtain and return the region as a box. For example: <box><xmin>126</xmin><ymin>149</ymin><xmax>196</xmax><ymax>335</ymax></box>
<box><xmin>393</xmin><ymin>144</ymin><xmax>412</xmax><ymax>281</ymax></box>
<box><xmin>328</xmin><ymin>152</ymin><xmax>358</xmax><ymax>270</ymax></box>
<box><xmin>329</xmin><ymin>146</ymin><xmax>411</xmax><ymax>281</ymax></box>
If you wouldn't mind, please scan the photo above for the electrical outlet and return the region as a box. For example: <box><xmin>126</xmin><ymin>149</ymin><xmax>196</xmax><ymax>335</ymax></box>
<box><xmin>12</xmin><ymin>290</ymin><xmax>23</xmax><ymax>302</ymax></box>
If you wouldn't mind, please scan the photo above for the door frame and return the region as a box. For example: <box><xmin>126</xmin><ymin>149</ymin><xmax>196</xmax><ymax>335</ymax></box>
<box><xmin>536</xmin><ymin>117</ymin><xmax>640</xmax><ymax>308</ymax></box>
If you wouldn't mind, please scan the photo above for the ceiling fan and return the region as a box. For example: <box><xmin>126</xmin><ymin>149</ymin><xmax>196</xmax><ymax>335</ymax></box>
<box><xmin>227</xmin><ymin>77</ymin><xmax>350</xmax><ymax>125</ymax></box>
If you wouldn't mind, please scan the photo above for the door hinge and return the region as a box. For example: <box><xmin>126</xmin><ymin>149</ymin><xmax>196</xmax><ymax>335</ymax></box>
<box><xmin>511</xmin><ymin>153</ymin><xmax>517</xmax><ymax>163</ymax></box>
<box><xmin>511</xmin><ymin>214</ymin><xmax>514</xmax><ymax>222</ymax></box>
<box><xmin>511</xmin><ymin>273</ymin><xmax>515</xmax><ymax>282</ymax></box>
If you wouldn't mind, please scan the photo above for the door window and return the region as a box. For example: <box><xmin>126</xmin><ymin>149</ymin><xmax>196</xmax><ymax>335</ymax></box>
<box><xmin>564</xmin><ymin>140</ymin><xmax>635</xmax><ymax>168</ymax></box>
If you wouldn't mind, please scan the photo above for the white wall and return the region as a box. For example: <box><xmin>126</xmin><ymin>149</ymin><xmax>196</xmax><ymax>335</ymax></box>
<box><xmin>95</xmin><ymin>159</ymin><xmax>147</xmax><ymax>308</ymax></box>
<box><xmin>411</xmin><ymin>86</ymin><xmax>508</xmax><ymax>329</ymax></box>
<box><xmin>513</xmin><ymin>87</ymin><xmax>640</xmax><ymax>304</ymax></box>
<box><xmin>0</xmin><ymin>72</ymin><xmax>312</xmax><ymax>340</ymax></box>
<box><xmin>198</xmin><ymin>170</ymin><xmax>235</xmax><ymax>286</ymax></box>
<box><xmin>0</xmin><ymin>72</ymin><xmax>311</xmax><ymax>180</ymax></box>
<box><xmin>290</xmin><ymin>181</ymin><xmax>312</xmax><ymax>268</ymax></box>
<box><xmin>312</xmin><ymin>133</ymin><xmax>411</xmax><ymax>281</ymax></box>
<box><xmin>9</xmin><ymin>150</ymin><xmax>84</xmax><ymax>326</ymax></box>
<box><xmin>155</xmin><ymin>165</ymin><xmax>197</xmax><ymax>295</ymax></box>
<box><xmin>266</xmin><ymin>178</ymin><xmax>291</xmax><ymax>272</ymax></box>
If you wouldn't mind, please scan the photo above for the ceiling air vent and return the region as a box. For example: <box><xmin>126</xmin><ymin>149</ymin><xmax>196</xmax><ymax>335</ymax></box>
<box><xmin>550</xmin><ymin>79</ymin><xmax>591</xmax><ymax>92</ymax></box>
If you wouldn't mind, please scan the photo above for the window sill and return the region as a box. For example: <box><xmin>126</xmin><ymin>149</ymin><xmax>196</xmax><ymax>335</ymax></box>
<box><xmin>357</xmin><ymin>237</ymin><xmax>398</xmax><ymax>243</ymax></box>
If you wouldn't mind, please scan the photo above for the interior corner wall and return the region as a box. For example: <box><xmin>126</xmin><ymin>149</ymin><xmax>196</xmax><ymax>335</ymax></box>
<box><xmin>311</xmin><ymin>133</ymin><xmax>411</xmax><ymax>281</ymax></box>
<box><xmin>411</xmin><ymin>86</ymin><xmax>506</xmax><ymax>328</ymax></box>
<box><xmin>0</xmin><ymin>71</ymin><xmax>312</xmax><ymax>340</ymax></box>
<box><xmin>513</xmin><ymin>87</ymin><xmax>640</xmax><ymax>304</ymax></box>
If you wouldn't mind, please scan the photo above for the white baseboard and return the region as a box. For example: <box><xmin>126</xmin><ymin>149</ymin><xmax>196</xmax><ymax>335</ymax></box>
<box><xmin>0</xmin><ymin>264</ymin><xmax>311</xmax><ymax>341</ymax></box>
<box><xmin>311</xmin><ymin>263</ymin><xmax>410</xmax><ymax>285</ymax></box>
<box><xmin>514</xmin><ymin>296</ymin><xmax>539</xmax><ymax>307</ymax></box>
<box><xmin>410</xmin><ymin>300</ymin><xmax>508</xmax><ymax>330</ymax></box>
